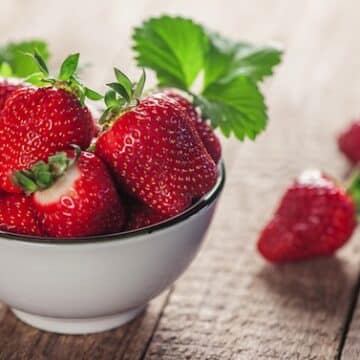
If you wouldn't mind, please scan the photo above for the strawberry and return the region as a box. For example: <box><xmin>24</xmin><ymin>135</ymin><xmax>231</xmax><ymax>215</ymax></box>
<box><xmin>0</xmin><ymin>193</ymin><xmax>42</xmax><ymax>236</ymax></box>
<box><xmin>0</xmin><ymin>53</ymin><xmax>101</xmax><ymax>193</ymax></box>
<box><xmin>257</xmin><ymin>169</ymin><xmax>357</xmax><ymax>263</ymax></box>
<box><xmin>14</xmin><ymin>148</ymin><xmax>125</xmax><ymax>238</ymax></box>
<box><xmin>163</xmin><ymin>90</ymin><xmax>222</xmax><ymax>163</ymax></box>
<box><xmin>95</xmin><ymin>69</ymin><xmax>218</xmax><ymax>216</ymax></box>
<box><xmin>338</xmin><ymin>120</ymin><xmax>360</xmax><ymax>164</ymax></box>
<box><xmin>0</xmin><ymin>79</ymin><xmax>23</xmax><ymax>111</ymax></box>
<box><xmin>127</xmin><ymin>200</ymin><xmax>168</xmax><ymax>230</ymax></box>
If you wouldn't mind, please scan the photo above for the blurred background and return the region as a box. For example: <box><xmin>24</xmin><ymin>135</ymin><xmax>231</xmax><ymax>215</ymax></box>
<box><xmin>2</xmin><ymin>0</ymin><xmax>360</xmax><ymax>153</ymax></box>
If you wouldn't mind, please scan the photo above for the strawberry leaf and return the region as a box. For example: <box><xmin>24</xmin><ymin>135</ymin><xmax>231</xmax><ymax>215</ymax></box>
<box><xmin>106</xmin><ymin>82</ymin><xmax>131</xmax><ymax>102</ymax></box>
<box><xmin>0</xmin><ymin>40</ymin><xmax>49</xmax><ymax>78</ymax></box>
<box><xmin>24</xmin><ymin>72</ymin><xmax>46</xmax><ymax>86</ymax></box>
<box><xmin>59</xmin><ymin>53</ymin><xmax>80</xmax><ymax>81</ymax></box>
<box><xmin>84</xmin><ymin>87</ymin><xmax>103</xmax><ymax>101</ymax></box>
<box><xmin>0</xmin><ymin>62</ymin><xmax>12</xmax><ymax>77</ymax></box>
<box><xmin>347</xmin><ymin>172</ymin><xmax>360</xmax><ymax>215</ymax></box>
<box><xmin>194</xmin><ymin>75</ymin><xmax>267</xmax><ymax>140</ymax></box>
<box><xmin>104</xmin><ymin>90</ymin><xmax>118</xmax><ymax>107</ymax></box>
<box><xmin>33</xmin><ymin>49</ymin><xmax>49</xmax><ymax>76</ymax></box>
<box><xmin>204</xmin><ymin>32</ymin><xmax>283</xmax><ymax>89</ymax></box>
<box><xmin>114</xmin><ymin>68</ymin><xmax>133</xmax><ymax>100</ymax></box>
<box><xmin>132</xmin><ymin>15</ymin><xmax>282</xmax><ymax>141</ymax></box>
<box><xmin>133</xmin><ymin>15</ymin><xmax>208</xmax><ymax>89</ymax></box>
<box><xmin>133</xmin><ymin>69</ymin><xmax>146</xmax><ymax>99</ymax></box>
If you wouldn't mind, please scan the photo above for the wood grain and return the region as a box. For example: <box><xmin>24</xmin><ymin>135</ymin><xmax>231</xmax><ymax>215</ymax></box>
<box><xmin>1</xmin><ymin>0</ymin><xmax>360</xmax><ymax>359</ymax></box>
<box><xmin>0</xmin><ymin>292</ymin><xmax>171</xmax><ymax>360</ymax></box>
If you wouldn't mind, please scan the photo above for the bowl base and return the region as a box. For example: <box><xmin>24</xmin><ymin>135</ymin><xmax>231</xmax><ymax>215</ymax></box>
<box><xmin>11</xmin><ymin>306</ymin><xmax>146</xmax><ymax>335</ymax></box>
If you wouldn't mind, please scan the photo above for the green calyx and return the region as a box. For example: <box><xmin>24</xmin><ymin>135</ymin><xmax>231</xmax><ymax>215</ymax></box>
<box><xmin>13</xmin><ymin>146</ymin><xmax>81</xmax><ymax>194</ymax></box>
<box><xmin>347</xmin><ymin>171</ymin><xmax>360</xmax><ymax>216</ymax></box>
<box><xmin>24</xmin><ymin>51</ymin><xmax>103</xmax><ymax>105</ymax></box>
<box><xmin>99</xmin><ymin>68</ymin><xmax>146</xmax><ymax>125</ymax></box>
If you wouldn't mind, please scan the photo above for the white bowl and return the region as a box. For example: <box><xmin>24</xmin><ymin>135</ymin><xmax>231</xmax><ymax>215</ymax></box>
<box><xmin>0</xmin><ymin>164</ymin><xmax>225</xmax><ymax>334</ymax></box>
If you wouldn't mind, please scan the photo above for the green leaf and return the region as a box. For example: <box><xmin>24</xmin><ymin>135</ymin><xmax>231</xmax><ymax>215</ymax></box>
<box><xmin>23</xmin><ymin>72</ymin><xmax>45</xmax><ymax>86</ymax></box>
<box><xmin>195</xmin><ymin>75</ymin><xmax>267</xmax><ymax>140</ymax></box>
<box><xmin>104</xmin><ymin>90</ymin><xmax>117</xmax><ymax>107</ymax></box>
<box><xmin>133</xmin><ymin>15</ymin><xmax>208</xmax><ymax>89</ymax></box>
<box><xmin>347</xmin><ymin>171</ymin><xmax>360</xmax><ymax>216</ymax></box>
<box><xmin>133</xmin><ymin>68</ymin><xmax>146</xmax><ymax>99</ymax></box>
<box><xmin>204</xmin><ymin>32</ymin><xmax>282</xmax><ymax>89</ymax></box>
<box><xmin>132</xmin><ymin>15</ymin><xmax>282</xmax><ymax>141</ymax></box>
<box><xmin>84</xmin><ymin>87</ymin><xmax>103</xmax><ymax>101</ymax></box>
<box><xmin>106</xmin><ymin>82</ymin><xmax>131</xmax><ymax>102</ymax></box>
<box><xmin>114</xmin><ymin>68</ymin><xmax>133</xmax><ymax>100</ymax></box>
<box><xmin>59</xmin><ymin>53</ymin><xmax>79</xmax><ymax>81</ymax></box>
<box><xmin>32</xmin><ymin>49</ymin><xmax>49</xmax><ymax>76</ymax></box>
<box><xmin>0</xmin><ymin>40</ymin><xmax>49</xmax><ymax>78</ymax></box>
<box><xmin>99</xmin><ymin>107</ymin><xmax>113</xmax><ymax>124</ymax></box>
<box><xmin>0</xmin><ymin>62</ymin><xmax>12</xmax><ymax>77</ymax></box>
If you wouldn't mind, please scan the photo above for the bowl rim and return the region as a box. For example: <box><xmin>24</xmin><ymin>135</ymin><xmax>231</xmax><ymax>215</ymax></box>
<box><xmin>0</xmin><ymin>162</ymin><xmax>226</xmax><ymax>245</ymax></box>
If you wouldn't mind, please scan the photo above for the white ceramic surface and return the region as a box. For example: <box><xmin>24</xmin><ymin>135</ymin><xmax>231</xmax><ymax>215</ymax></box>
<box><xmin>0</xmin><ymin>164</ymin><xmax>225</xmax><ymax>335</ymax></box>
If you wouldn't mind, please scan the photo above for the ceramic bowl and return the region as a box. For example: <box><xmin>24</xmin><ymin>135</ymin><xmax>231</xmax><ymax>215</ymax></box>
<box><xmin>0</xmin><ymin>163</ymin><xmax>225</xmax><ymax>335</ymax></box>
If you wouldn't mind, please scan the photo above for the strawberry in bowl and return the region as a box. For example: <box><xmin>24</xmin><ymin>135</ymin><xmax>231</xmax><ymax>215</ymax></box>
<box><xmin>13</xmin><ymin>147</ymin><xmax>125</xmax><ymax>237</ymax></box>
<box><xmin>0</xmin><ymin>53</ymin><xmax>100</xmax><ymax>193</ymax></box>
<box><xmin>0</xmin><ymin>78</ymin><xmax>24</xmax><ymax>111</ymax></box>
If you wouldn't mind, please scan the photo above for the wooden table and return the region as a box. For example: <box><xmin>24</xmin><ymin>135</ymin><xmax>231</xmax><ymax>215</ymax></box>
<box><xmin>1</xmin><ymin>0</ymin><xmax>360</xmax><ymax>358</ymax></box>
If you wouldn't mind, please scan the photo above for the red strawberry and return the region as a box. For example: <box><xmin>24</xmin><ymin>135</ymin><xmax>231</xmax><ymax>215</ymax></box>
<box><xmin>0</xmin><ymin>79</ymin><xmax>23</xmax><ymax>111</ymax></box>
<box><xmin>127</xmin><ymin>200</ymin><xmax>168</xmax><ymax>230</ymax></box>
<box><xmin>0</xmin><ymin>193</ymin><xmax>42</xmax><ymax>236</ymax></box>
<box><xmin>15</xmin><ymin>149</ymin><xmax>125</xmax><ymax>238</ymax></box>
<box><xmin>95</xmin><ymin>91</ymin><xmax>217</xmax><ymax>216</ymax></box>
<box><xmin>0</xmin><ymin>54</ymin><xmax>99</xmax><ymax>193</ymax></box>
<box><xmin>0</xmin><ymin>87</ymin><xmax>94</xmax><ymax>193</ymax></box>
<box><xmin>257</xmin><ymin>169</ymin><xmax>356</xmax><ymax>263</ymax></box>
<box><xmin>163</xmin><ymin>90</ymin><xmax>222</xmax><ymax>163</ymax></box>
<box><xmin>338</xmin><ymin>120</ymin><xmax>360</xmax><ymax>164</ymax></box>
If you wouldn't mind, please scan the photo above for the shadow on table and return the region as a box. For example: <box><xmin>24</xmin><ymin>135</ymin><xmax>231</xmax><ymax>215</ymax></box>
<box><xmin>255</xmin><ymin>256</ymin><xmax>356</xmax><ymax>314</ymax></box>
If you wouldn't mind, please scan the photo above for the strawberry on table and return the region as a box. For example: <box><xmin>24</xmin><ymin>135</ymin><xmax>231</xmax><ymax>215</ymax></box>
<box><xmin>257</xmin><ymin>169</ymin><xmax>357</xmax><ymax>263</ymax></box>
<box><xmin>0</xmin><ymin>193</ymin><xmax>42</xmax><ymax>236</ymax></box>
<box><xmin>14</xmin><ymin>147</ymin><xmax>125</xmax><ymax>238</ymax></box>
<box><xmin>162</xmin><ymin>90</ymin><xmax>222</xmax><ymax>164</ymax></box>
<box><xmin>338</xmin><ymin>120</ymin><xmax>360</xmax><ymax>164</ymax></box>
<box><xmin>0</xmin><ymin>52</ymin><xmax>102</xmax><ymax>193</ymax></box>
<box><xmin>95</xmin><ymin>69</ymin><xmax>218</xmax><ymax>216</ymax></box>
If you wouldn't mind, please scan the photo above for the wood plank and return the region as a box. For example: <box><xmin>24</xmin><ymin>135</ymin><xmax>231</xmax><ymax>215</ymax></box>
<box><xmin>0</xmin><ymin>291</ymin><xmax>170</xmax><ymax>360</ymax></box>
<box><xmin>1</xmin><ymin>0</ymin><xmax>360</xmax><ymax>359</ymax></box>
<box><xmin>338</xmin><ymin>284</ymin><xmax>360</xmax><ymax>360</ymax></box>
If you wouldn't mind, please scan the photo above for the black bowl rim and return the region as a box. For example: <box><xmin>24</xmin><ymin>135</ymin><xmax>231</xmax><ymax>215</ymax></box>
<box><xmin>0</xmin><ymin>162</ymin><xmax>226</xmax><ymax>245</ymax></box>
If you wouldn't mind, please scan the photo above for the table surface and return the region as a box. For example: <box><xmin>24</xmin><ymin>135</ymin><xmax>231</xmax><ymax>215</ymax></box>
<box><xmin>1</xmin><ymin>0</ymin><xmax>360</xmax><ymax>359</ymax></box>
